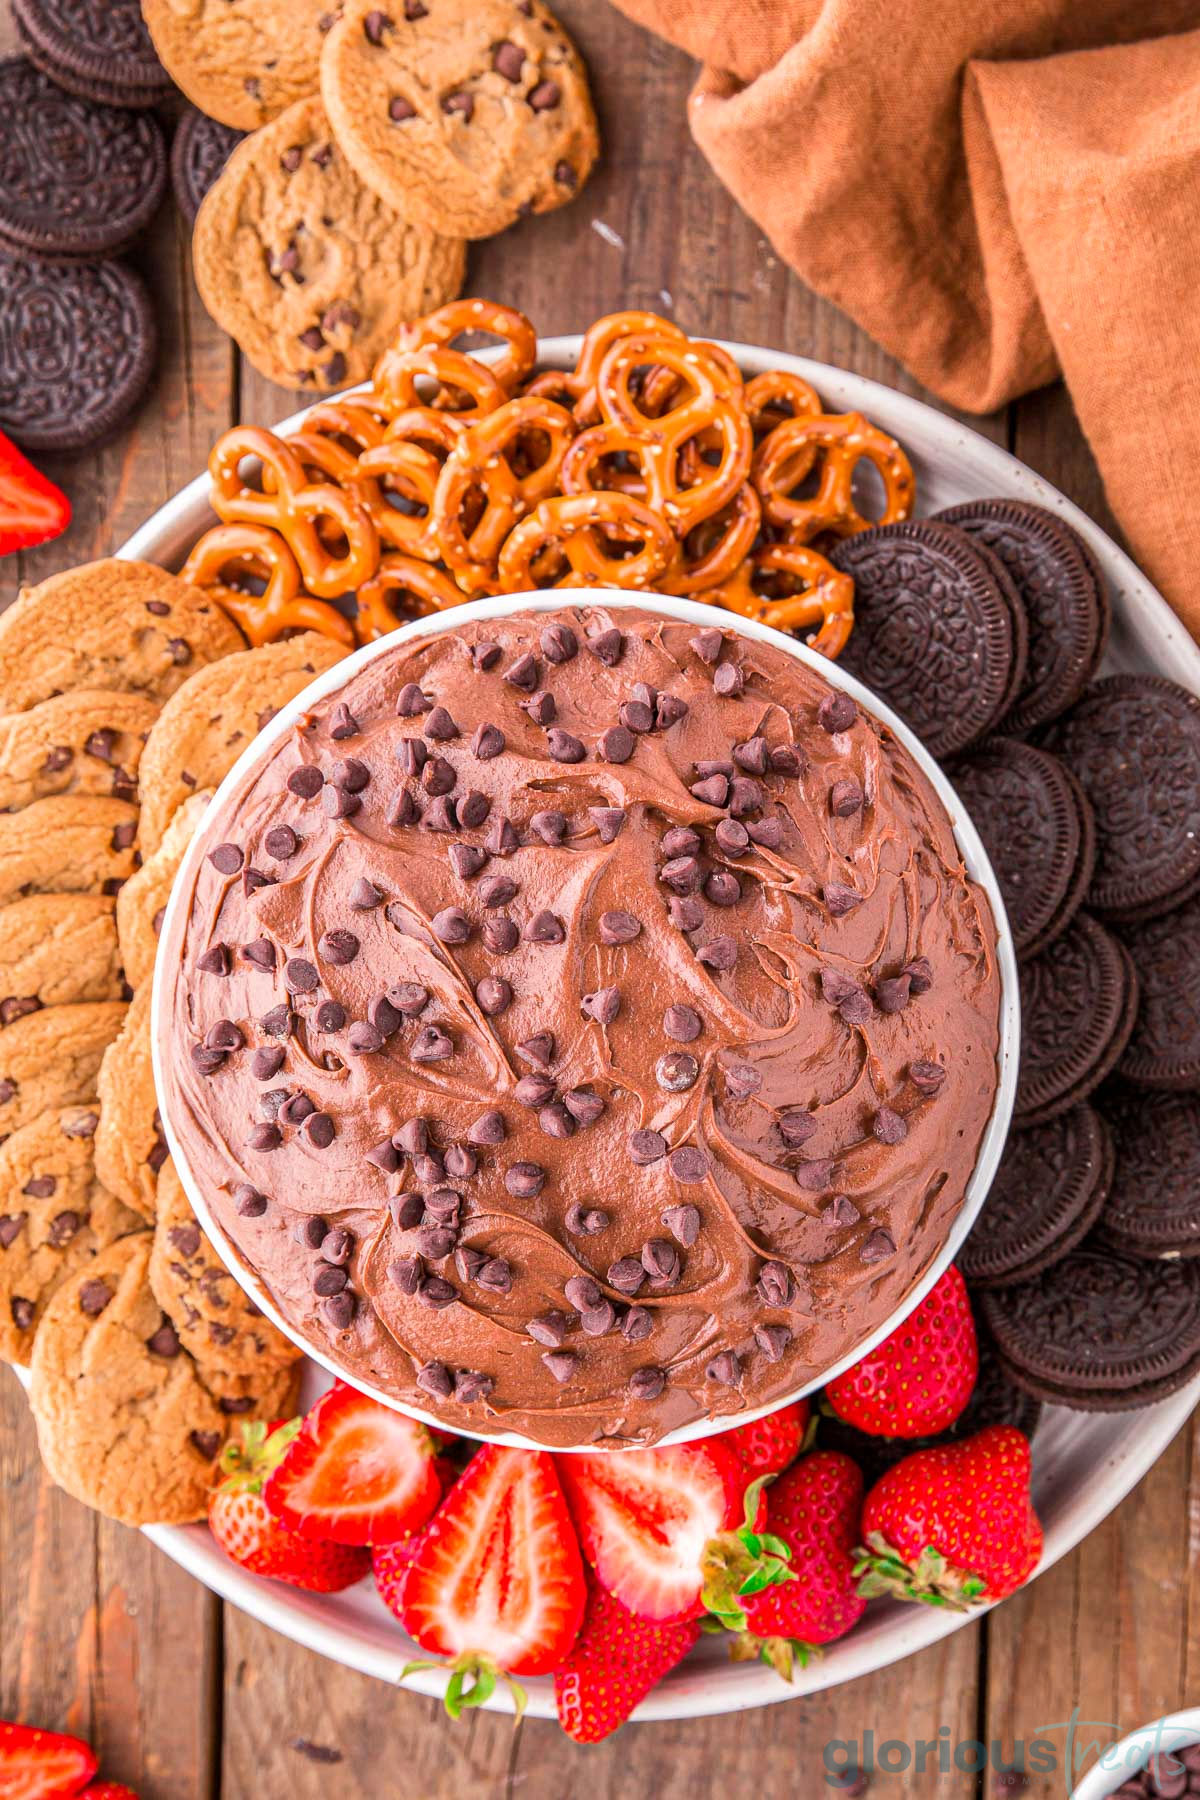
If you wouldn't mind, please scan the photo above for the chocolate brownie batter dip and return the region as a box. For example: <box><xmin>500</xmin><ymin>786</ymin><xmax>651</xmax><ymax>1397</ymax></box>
<box><xmin>160</xmin><ymin>605</ymin><xmax>1001</xmax><ymax>1448</ymax></box>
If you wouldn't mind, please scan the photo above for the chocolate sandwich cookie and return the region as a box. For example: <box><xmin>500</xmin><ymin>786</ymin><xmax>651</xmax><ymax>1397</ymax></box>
<box><xmin>0</xmin><ymin>248</ymin><xmax>156</xmax><ymax>453</ymax></box>
<box><xmin>13</xmin><ymin>0</ymin><xmax>171</xmax><ymax>109</ymax></box>
<box><xmin>171</xmin><ymin>108</ymin><xmax>244</xmax><ymax>228</ymax></box>
<box><xmin>946</xmin><ymin>737</ymin><xmax>1094</xmax><ymax>959</ymax></box>
<box><xmin>0</xmin><ymin>61</ymin><xmax>167</xmax><ymax>258</ymax></box>
<box><xmin>959</xmin><ymin>1105</ymin><xmax>1113</xmax><ymax>1287</ymax></box>
<box><xmin>1015</xmin><ymin>912</ymin><xmax>1138</xmax><ymax>1126</ymax></box>
<box><xmin>1043</xmin><ymin>676</ymin><xmax>1200</xmax><ymax>924</ymax></box>
<box><xmin>933</xmin><ymin>498</ymin><xmax>1107</xmax><ymax>734</ymax></box>
<box><xmin>1095</xmin><ymin>1086</ymin><xmax>1200</xmax><ymax>1260</ymax></box>
<box><xmin>981</xmin><ymin>1244</ymin><xmax>1200</xmax><ymax>1410</ymax></box>
<box><xmin>831</xmin><ymin>521</ymin><xmax>1018</xmax><ymax>758</ymax></box>
<box><xmin>1118</xmin><ymin>895</ymin><xmax>1200</xmax><ymax>1090</ymax></box>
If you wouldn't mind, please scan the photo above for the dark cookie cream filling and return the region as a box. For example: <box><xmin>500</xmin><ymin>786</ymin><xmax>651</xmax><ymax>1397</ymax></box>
<box><xmin>160</xmin><ymin>606</ymin><xmax>1001</xmax><ymax>1448</ymax></box>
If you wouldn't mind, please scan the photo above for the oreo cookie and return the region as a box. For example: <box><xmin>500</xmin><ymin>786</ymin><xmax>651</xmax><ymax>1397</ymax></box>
<box><xmin>0</xmin><ymin>247</ymin><xmax>157</xmax><ymax>452</ymax></box>
<box><xmin>959</xmin><ymin>1105</ymin><xmax>1113</xmax><ymax>1287</ymax></box>
<box><xmin>1119</xmin><ymin>894</ymin><xmax>1200</xmax><ymax>1090</ymax></box>
<box><xmin>933</xmin><ymin>498</ymin><xmax>1107</xmax><ymax>733</ymax></box>
<box><xmin>1044</xmin><ymin>676</ymin><xmax>1200</xmax><ymax>924</ymax></box>
<box><xmin>830</xmin><ymin>520</ymin><xmax>1019</xmax><ymax>758</ymax></box>
<box><xmin>947</xmin><ymin>737</ymin><xmax>1094</xmax><ymax>958</ymax></box>
<box><xmin>171</xmin><ymin>108</ymin><xmax>245</xmax><ymax>228</ymax></box>
<box><xmin>13</xmin><ymin>0</ymin><xmax>171</xmax><ymax>109</ymax></box>
<box><xmin>1096</xmin><ymin>1086</ymin><xmax>1200</xmax><ymax>1260</ymax></box>
<box><xmin>1015</xmin><ymin>911</ymin><xmax>1138</xmax><ymax>1126</ymax></box>
<box><xmin>0</xmin><ymin>60</ymin><xmax>167</xmax><ymax>258</ymax></box>
<box><xmin>981</xmin><ymin>1244</ymin><xmax>1200</xmax><ymax>1411</ymax></box>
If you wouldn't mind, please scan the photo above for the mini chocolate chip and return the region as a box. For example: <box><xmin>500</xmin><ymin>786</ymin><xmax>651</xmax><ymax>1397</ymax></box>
<box><xmin>417</xmin><ymin>1359</ymin><xmax>454</xmax><ymax>1396</ymax></box>
<box><xmin>516</xmin><ymin>1033</ymin><xmax>554</xmax><ymax>1067</ymax></box>
<box><xmin>522</xmin><ymin>689</ymin><xmax>556</xmax><ymax>726</ymax></box>
<box><xmin>795</xmin><ymin>1157</ymin><xmax>835</xmax><ymax>1192</ymax></box>
<box><xmin>487</xmin><ymin>816</ymin><xmax>520</xmax><ymax>857</ymax></box>
<box><xmin>477</xmin><ymin>1257</ymin><xmax>512</xmax><ymax>1294</ymax></box>
<box><xmin>668</xmin><ymin>1146</ymin><xmax>708</xmax><ymax>1183</ymax></box>
<box><xmin>542</xmin><ymin>1350</ymin><xmax>576</xmax><ymax>1383</ymax></box>
<box><xmin>565</xmin><ymin>1202</ymin><xmax>608</xmax><ymax>1236</ymax></box>
<box><xmin>458</xmin><ymin>790</ymin><xmax>490</xmax><ymax>829</ymax></box>
<box><xmin>904</xmin><ymin>956</ymin><xmax>934</xmax><ymax>994</ymax></box>
<box><xmin>259</xmin><ymin>1003</ymin><xmax>293</xmax><ymax>1036</ymax></box>
<box><xmin>79</xmin><ymin>1278</ymin><xmax>112</xmax><ymax>1315</ymax></box>
<box><xmin>598</xmin><ymin>909</ymin><xmax>640</xmax><ymax>946</ymax></box>
<box><xmin>0</xmin><ymin>1214</ymin><xmax>26</xmax><ymax>1248</ymax></box>
<box><xmin>191</xmin><ymin>1045</ymin><xmax>226</xmax><ymax>1075</ymax></box>
<box><xmin>296</xmin><ymin>1217</ymin><xmax>328</xmax><ymax>1250</ymax></box>
<box><xmin>313</xmin><ymin>1263</ymin><xmax>349</xmax><ymax>1296</ymax></box>
<box><xmin>657</xmin><ymin>692</ymin><xmax>688</xmax><ymax>728</ymax></box>
<box><xmin>706</xmin><ymin>1350</ymin><xmax>741</xmax><ymax>1386</ymax></box>
<box><xmin>64</xmin><ymin>1111</ymin><xmax>99</xmax><ymax>1139</ymax></box>
<box><xmin>330</xmin><ymin>702</ymin><xmax>359</xmax><ymax>740</ymax></box>
<box><xmin>390</xmin><ymin>1195</ymin><xmax>425</xmax><ymax>1232</ymax></box>
<box><xmin>196</xmin><ymin>944</ymin><xmax>230</xmax><ymax>977</ymax></box>
<box><xmin>471</xmin><ymin>640</ymin><xmax>502</xmax><ymax>671</ymax></box>
<box><xmin>0</xmin><ymin>997</ymin><xmax>40</xmax><ymax>1025</ymax></box>
<box><xmin>874</xmin><ymin>974</ymin><xmax>911</xmax><ymax>1014</ymax></box>
<box><xmin>167</xmin><ymin>638</ymin><xmax>191</xmax><ymax>666</ymax></box>
<box><xmin>205</xmin><ymin>1018</ymin><xmax>244</xmax><ymax>1052</ymax></box>
<box><xmin>778</xmin><ymin>1109</ymin><xmax>816</xmax><ymax>1148</ymax></box>
<box><xmin>824</xmin><ymin>883</ymin><xmax>862</xmax><ymax>917</ymax></box>
<box><xmin>910</xmin><ymin>1059</ymin><xmax>946</xmax><ymax>1092</ymax></box>
<box><xmin>208</xmin><ymin>842</ymin><xmax>243</xmax><ymax>876</ymax></box>
<box><xmin>482</xmin><ymin>915</ymin><xmax>519</xmax><ymax>954</ymax></box>
<box><xmin>770</xmin><ymin>744</ymin><xmax>804</xmax><ymax>777</ymax></box>
<box><xmin>472</xmin><ymin>722</ymin><xmax>505</xmax><ymax>761</ymax></box>
<box><xmin>284</xmin><ymin>957</ymin><xmax>320</xmax><ymax>993</ymax></box>
<box><xmin>629</xmin><ymin>1129</ymin><xmax>666</xmax><ymax>1165</ymax></box>
<box><xmin>148</xmin><ymin>1321</ymin><xmax>181</xmax><ymax>1359</ymax></box>
<box><xmin>318</xmin><ymin>928</ymin><xmax>360</xmax><ymax>965</ymax></box>
<box><xmin>691</xmin><ymin>773</ymin><xmax>729</xmax><ymax>807</ymax></box>
<box><xmin>515</xmin><ymin>1072</ymin><xmax>555</xmax><ymax>1106</ymax></box>
<box><xmin>565</xmin><ymin>1274</ymin><xmax>602</xmax><ymax>1313</ymax></box>
<box><xmin>662</xmin><ymin>828</ymin><xmax>702</xmax><ymax>860</ymax></box>
<box><xmin>690</xmin><ymin>628</ymin><xmax>723</xmax><ymax>664</ymax></box>
<box><xmin>580</xmin><ymin>1299</ymin><xmax>616</xmax><ymax>1337</ymax></box>
<box><xmin>305</xmin><ymin>1112</ymin><xmax>336</xmax><ymax>1148</ymax></box>
<box><xmin>455</xmin><ymin>1370</ymin><xmax>494</xmax><ymax>1404</ymax></box>
<box><xmin>526</xmin><ymin>910</ymin><xmax>565</xmax><ymax>944</ymax></box>
<box><xmin>422</xmin><ymin>757</ymin><xmax>456</xmax><ymax>798</ymax></box>
<box><xmin>697</xmin><ymin>935</ymin><xmax>737</xmax><ymax>971</ymax></box>
<box><xmin>315</xmin><ymin>1000</ymin><xmax>347</xmax><ymax>1033</ymax></box>
<box><xmin>396</xmin><ymin>682</ymin><xmax>430</xmax><ymax>716</ymax></box>
<box><xmin>818</xmin><ymin>692</ymin><xmax>857</xmax><ymax>734</ymax></box>
<box><xmin>467</xmin><ymin>1109</ymin><xmax>506</xmax><ymax>1146</ymax></box>
<box><xmin>861</xmin><ymin>1228</ymin><xmax>897</xmax><ymax>1263</ymax></box>
<box><xmin>663</xmin><ymin>1004</ymin><xmax>701</xmax><ymax>1041</ymax></box>
<box><xmin>479</xmin><ymin>873</ymin><xmax>518</xmax><ymax>908</ymax></box>
<box><xmin>505</xmin><ymin>1162</ymin><xmax>544</xmax><ymax>1198</ymax></box>
<box><xmin>539</xmin><ymin>1103</ymin><xmax>575</xmax><ymax>1139</ymax></box>
<box><xmin>287</xmin><ymin>766</ymin><xmax>324</xmax><ymax>798</ymax></box>
<box><xmin>732</xmin><ymin>736</ymin><xmax>769</xmax><ymax>775</ymax></box>
<box><xmin>449</xmin><ymin>843</ymin><xmax>488</xmax><ymax>881</ymax></box>
<box><xmin>714</xmin><ymin>819</ymin><xmax>750</xmax><ymax>855</ymax></box>
<box><xmin>598</xmin><ymin>725</ymin><xmax>635</xmax><ymax>764</ymax></box>
<box><xmin>323</xmin><ymin>783</ymin><xmax>360</xmax><ymax>820</ymax></box>
<box><xmin>389</xmin><ymin>95</ymin><xmax>417</xmax><ymax>122</ymax></box>
<box><xmin>606</xmin><ymin>1255</ymin><xmax>644</xmax><ymax>1297</ymax></box>
<box><xmin>619</xmin><ymin>699</ymin><xmax>654</xmax><ymax>735</ymax></box>
<box><xmin>388</xmin><ymin>789</ymin><xmax>422</xmax><ymax>828</ymax></box>
<box><xmin>546</xmin><ymin>728</ymin><xmax>585</xmax><ymax>764</ymax></box>
<box><xmin>388</xmin><ymin>982</ymin><xmax>430</xmax><ymax>1016</ymax></box>
<box><xmin>656</xmin><ymin>1051</ymin><xmax>699</xmax><ymax>1092</ymax></box>
<box><xmin>590</xmin><ymin>806</ymin><xmax>626</xmax><ymax>842</ymax></box>
<box><xmin>581</xmin><ymin>986</ymin><xmax>620</xmax><ymax>1025</ymax></box>
<box><xmin>756</xmin><ymin>1261</ymin><xmax>794</xmax><ymax>1307</ymax></box>
<box><xmin>713</xmin><ymin>662</ymin><xmax>744</xmax><ymax>698</ymax></box>
<box><xmin>241</xmin><ymin>937</ymin><xmax>277</xmax><ymax>972</ymax></box>
<box><xmin>754</xmin><ymin>1322</ymin><xmax>792</xmax><ymax>1362</ymax></box>
<box><xmin>529</xmin><ymin>78</ymin><xmax>562</xmax><ymax>111</ymax></box>
<box><xmin>618</xmin><ymin>1305</ymin><xmax>650</xmax><ymax>1344</ymax></box>
<box><xmin>235</xmin><ymin>1185</ymin><xmax>269</xmax><ymax>1218</ymax></box>
<box><xmin>423</xmin><ymin>705</ymin><xmax>458</xmax><ymax>742</ymax></box>
<box><xmin>330</xmin><ymin>756</ymin><xmax>370</xmax><ymax>793</ymax></box>
<box><xmin>476</xmin><ymin>976</ymin><xmax>512</xmax><ymax>1016</ymax></box>
<box><xmin>629</xmin><ymin>1366</ymin><xmax>666</xmax><ymax>1400</ymax></box>
<box><xmin>348</xmin><ymin>1021</ymin><xmax>385</xmax><ymax>1055</ymax></box>
<box><xmin>388</xmin><ymin>1256</ymin><xmax>424</xmax><ymax>1298</ymax></box>
<box><xmin>588</xmin><ymin>627</ymin><xmax>623</xmax><ymax>666</ymax></box>
<box><xmin>247</xmin><ymin>1123</ymin><xmax>282</xmax><ymax>1152</ymax></box>
<box><xmin>366</xmin><ymin>1137</ymin><xmax>401</xmax><ymax>1175</ymax></box>
<box><xmin>444</xmin><ymin>1145</ymin><xmax>477</xmax><ymax>1179</ymax></box>
<box><xmin>432</xmin><ymin>907</ymin><xmax>471</xmax><ymax>945</ymax></box>
<box><xmin>396</xmin><ymin>736</ymin><xmax>428</xmax><ymax>777</ymax></box>
<box><xmin>728</xmin><ymin>777</ymin><xmax>762</xmax><ymax>817</ymax></box>
<box><xmin>831</xmin><ymin>779</ymin><xmax>864</xmax><ymax>817</ymax></box>
<box><xmin>528</xmin><ymin>1311</ymin><xmax>569</xmax><ymax>1348</ymax></box>
<box><xmin>641</xmin><ymin>1238</ymin><xmax>681</xmax><ymax>1286</ymax></box>
<box><xmin>873</xmin><ymin>1107</ymin><xmax>908</xmax><ymax>1145</ymax></box>
<box><xmin>417</xmin><ymin>1225</ymin><xmax>456</xmax><ymax>1261</ymax></box>
<box><xmin>504</xmin><ymin>652</ymin><xmax>539</xmax><ymax>692</ymax></box>
<box><xmin>662</xmin><ymin>1204</ymin><xmax>701</xmax><ymax>1248</ymax></box>
<box><xmin>323</xmin><ymin>1292</ymin><xmax>356</xmax><ymax>1329</ymax></box>
<box><xmin>705</xmin><ymin>870</ymin><xmax>741</xmax><ymax>907</ymax></box>
<box><xmin>828</xmin><ymin>1194</ymin><xmax>861</xmax><ymax>1226</ymax></box>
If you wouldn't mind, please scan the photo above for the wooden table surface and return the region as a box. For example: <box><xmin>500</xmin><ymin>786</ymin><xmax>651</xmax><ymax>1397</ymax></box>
<box><xmin>1</xmin><ymin>5</ymin><xmax>1197</xmax><ymax>1795</ymax></box>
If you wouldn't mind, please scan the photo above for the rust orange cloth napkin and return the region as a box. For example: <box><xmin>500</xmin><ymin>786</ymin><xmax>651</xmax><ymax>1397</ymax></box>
<box><xmin>610</xmin><ymin>0</ymin><xmax>1200</xmax><ymax>634</ymax></box>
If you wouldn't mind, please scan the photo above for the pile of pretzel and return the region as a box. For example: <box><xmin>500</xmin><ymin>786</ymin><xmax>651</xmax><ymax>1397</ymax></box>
<box><xmin>182</xmin><ymin>300</ymin><xmax>916</xmax><ymax>659</ymax></box>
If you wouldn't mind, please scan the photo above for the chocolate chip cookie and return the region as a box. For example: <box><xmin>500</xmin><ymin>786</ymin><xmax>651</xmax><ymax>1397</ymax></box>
<box><xmin>141</xmin><ymin>0</ymin><xmax>330</xmax><ymax>131</ymax></box>
<box><xmin>320</xmin><ymin>0</ymin><xmax>598</xmax><ymax>239</ymax></box>
<box><xmin>193</xmin><ymin>94</ymin><xmax>466</xmax><ymax>392</ymax></box>
<box><xmin>94</xmin><ymin>987</ymin><xmax>162</xmax><ymax>1221</ymax></box>
<box><xmin>0</xmin><ymin>895</ymin><xmax>125</xmax><ymax>1016</ymax></box>
<box><xmin>0</xmin><ymin>1001</ymin><xmax>128</xmax><ymax>1140</ymax></box>
<box><xmin>0</xmin><ymin>690</ymin><xmax>158</xmax><ymax>812</ymax></box>
<box><xmin>0</xmin><ymin>561</ymin><xmax>244</xmax><ymax>714</ymax></box>
<box><xmin>117</xmin><ymin>792</ymin><xmax>211</xmax><ymax>993</ymax></box>
<box><xmin>151</xmin><ymin>1162</ymin><xmax>301</xmax><ymax>1381</ymax></box>
<box><xmin>28</xmin><ymin>1232</ymin><xmax>229</xmax><ymax>1524</ymax></box>
<box><xmin>0</xmin><ymin>1104</ymin><xmax>143</xmax><ymax>1364</ymax></box>
<box><xmin>137</xmin><ymin>632</ymin><xmax>348</xmax><ymax>855</ymax></box>
<box><xmin>0</xmin><ymin>796</ymin><xmax>139</xmax><ymax>909</ymax></box>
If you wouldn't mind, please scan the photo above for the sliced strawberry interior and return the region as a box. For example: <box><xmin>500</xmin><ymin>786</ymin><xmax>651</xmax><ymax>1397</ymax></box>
<box><xmin>558</xmin><ymin>1443</ymin><xmax>744</xmax><ymax>1622</ymax></box>
<box><xmin>264</xmin><ymin>1384</ymin><xmax>441</xmax><ymax>1545</ymax></box>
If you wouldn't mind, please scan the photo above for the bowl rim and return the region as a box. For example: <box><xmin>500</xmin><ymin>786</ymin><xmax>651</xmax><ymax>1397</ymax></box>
<box><xmin>152</xmin><ymin>581</ymin><xmax>1019</xmax><ymax>1453</ymax></box>
<box><xmin>1068</xmin><ymin>1707</ymin><xmax>1200</xmax><ymax>1800</ymax></box>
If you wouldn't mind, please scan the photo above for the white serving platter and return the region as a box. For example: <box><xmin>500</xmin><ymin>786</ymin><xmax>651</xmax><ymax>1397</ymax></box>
<box><xmin>98</xmin><ymin>335</ymin><xmax>1200</xmax><ymax>1721</ymax></box>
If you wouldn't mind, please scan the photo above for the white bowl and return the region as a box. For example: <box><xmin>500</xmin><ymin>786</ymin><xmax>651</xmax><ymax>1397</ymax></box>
<box><xmin>1070</xmin><ymin>1708</ymin><xmax>1200</xmax><ymax>1800</ymax></box>
<box><xmin>110</xmin><ymin>333</ymin><xmax>1200</xmax><ymax>1719</ymax></box>
<box><xmin>152</xmin><ymin>586</ymin><xmax>1020</xmax><ymax>1453</ymax></box>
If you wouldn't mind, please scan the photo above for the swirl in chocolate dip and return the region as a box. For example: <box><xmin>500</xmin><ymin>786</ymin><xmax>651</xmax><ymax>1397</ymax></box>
<box><xmin>159</xmin><ymin>605</ymin><xmax>1001</xmax><ymax>1448</ymax></box>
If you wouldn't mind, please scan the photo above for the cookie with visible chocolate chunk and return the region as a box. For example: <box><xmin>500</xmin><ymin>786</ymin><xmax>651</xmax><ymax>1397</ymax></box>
<box><xmin>141</xmin><ymin>0</ymin><xmax>330</xmax><ymax>131</ymax></box>
<box><xmin>0</xmin><ymin>690</ymin><xmax>158</xmax><ymax>812</ymax></box>
<box><xmin>29</xmin><ymin>1231</ymin><xmax>241</xmax><ymax>1524</ymax></box>
<box><xmin>0</xmin><ymin>561</ymin><xmax>244</xmax><ymax>714</ymax></box>
<box><xmin>1015</xmin><ymin>912</ymin><xmax>1138</xmax><ymax>1126</ymax></box>
<box><xmin>150</xmin><ymin>1162</ymin><xmax>301</xmax><ymax>1381</ymax></box>
<box><xmin>320</xmin><ymin>0</ymin><xmax>598</xmax><ymax>240</ymax></box>
<box><xmin>959</xmin><ymin>1105</ymin><xmax>1113</xmax><ymax>1287</ymax></box>
<box><xmin>0</xmin><ymin>795</ymin><xmax>139</xmax><ymax>909</ymax></box>
<box><xmin>170</xmin><ymin>106</ymin><xmax>244</xmax><ymax>225</ymax></box>
<box><xmin>0</xmin><ymin>1001</ymin><xmax>128</xmax><ymax>1140</ymax></box>
<box><xmin>117</xmin><ymin>792</ymin><xmax>211</xmax><ymax>992</ymax></box>
<box><xmin>0</xmin><ymin>1104</ymin><xmax>143</xmax><ymax>1364</ymax></box>
<box><xmin>1095</xmin><ymin>1085</ymin><xmax>1200</xmax><ymax>1260</ymax></box>
<box><xmin>94</xmin><ymin>987</ymin><xmax>163</xmax><ymax>1222</ymax></box>
<box><xmin>137</xmin><ymin>632</ymin><xmax>348</xmax><ymax>855</ymax></box>
<box><xmin>193</xmin><ymin>94</ymin><xmax>465</xmax><ymax>392</ymax></box>
<box><xmin>0</xmin><ymin>895</ymin><xmax>125</xmax><ymax>1017</ymax></box>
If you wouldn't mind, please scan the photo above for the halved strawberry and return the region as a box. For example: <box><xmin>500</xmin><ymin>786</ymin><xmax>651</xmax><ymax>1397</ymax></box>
<box><xmin>208</xmin><ymin>1419</ymin><xmax>370</xmax><ymax>1592</ymax></box>
<box><xmin>556</xmin><ymin>1441</ymin><xmax>749</xmax><ymax>1622</ymax></box>
<box><xmin>0</xmin><ymin>432</ymin><xmax>70</xmax><ymax>559</ymax></box>
<box><xmin>0</xmin><ymin>1720</ymin><xmax>98</xmax><ymax>1797</ymax></box>
<box><xmin>400</xmin><ymin>1445</ymin><xmax>585</xmax><ymax>1714</ymax></box>
<box><xmin>554</xmin><ymin>1577</ymin><xmax>701</xmax><ymax>1742</ymax></box>
<box><xmin>264</xmin><ymin>1381</ymin><xmax>442</xmax><ymax>1545</ymax></box>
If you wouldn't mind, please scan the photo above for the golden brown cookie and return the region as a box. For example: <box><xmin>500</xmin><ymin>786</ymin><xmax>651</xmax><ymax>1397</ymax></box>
<box><xmin>0</xmin><ymin>1002</ymin><xmax>128</xmax><ymax>1140</ymax></box>
<box><xmin>0</xmin><ymin>795</ymin><xmax>139</xmax><ymax>908</ymax></box>
<box><xmin>0</xmin><ymin>896</ymin><xmax>126</xmax><ymax>1020</ymax></box>
<box><xmin>137</xmin><ymin>632</ymin><xmax>348</xmax><ymax>855</ymax></box>
<box><xmin>320</xmin><ymin>0</ymin><xmax>598</xmax><ymax>239</ymax></box>
<box><xmin>192</xmin><ymin>95</ymin><xmax>465</xmax><ymax>392</ymax></box>
<box><xmin>141</xmin><ymin>0</ymin><xmax>330</xmax><ymax>132</ymax></box>
<box><xmin>94</xmin><ymin>987</ymin><xmax>162</xmax><ymax>1222</ymax></box>
<box><xmin>117</xmin><ymin>792</ymin><xmax>212</xmax><ymax>993</ymax></box>
<box><xmin>0</xmin><ymin>691</ymin><xmax>159</xmax><ymax>812</ymax></box>
<box><xmin>0</xmin><ymin>560</ymin><xmax>244</xmax><ymax>715</ymax></box>
<box><xmin>151</xmin><ymin>1162</ymin><xmax>301</xmax><ymax>1381</ymax></box>
<box><xmin>0</xmin><ymin>1105</ymin><xmax>143</xmax><ymax>1364</ymax></box>
<box><xmin>29</xmin><ymin>1233</ymin><xmax>230</xmax><ymax>1524</ymax></box>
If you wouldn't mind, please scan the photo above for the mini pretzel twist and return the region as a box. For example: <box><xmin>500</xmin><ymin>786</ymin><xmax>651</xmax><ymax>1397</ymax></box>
<box><xmin>753</xmin><ymin>411</ymin><xmax>915</xmax><ymax>542</ymax></box>
<box><xmin>208</xmin><ymin>425</ymin><xmax>381</xmax><ymax>601</ymax></box>
<box><xmin>388</xmin><ymin>300</ymin><xmax>538</xmax><ymax>393</ymax></box>
<box><xmin>354</xmin><ymin>438</ymin><xmax>444</xmax><ymax>563</ymax></box>
<box><xmin>355</xmin><ymin>553</ymin><xmax>472</xmax><ymax>643</ymax></box>
<box><xmin>707</xmin><ymin>543</ymin><xmax>855</xmax><ymax>659</ymax></box>
<box><xmin>372</xmin><ymin>345</ymin><xmax>508</xmax><ymax>421</ymax></box>
<box><xmin>498</xmin><ymin>493</ymin><xmax>678</xmax><ymax>592</ymax></box>
<box><xmin>181</xmin><ymin>523</ymin><xmax>356</xmax><ymax>648</ymax></box>
<box><xmin>432</xmin><ymin>396</ymin><xmax>578</xmax><ymax>591</ymax></box>
<box><xmin>660</xmin><ymin>484</ymin><xmax>762</xmax><ymax>597</ymax></box>
<box><xmin>744</xmin><ymin>370</ymin><xmax>823</xmax><ymax>439</ymax></box>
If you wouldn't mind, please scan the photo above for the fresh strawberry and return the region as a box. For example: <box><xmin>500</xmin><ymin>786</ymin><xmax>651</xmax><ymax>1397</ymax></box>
<box><xmin>372</xmin><ymin>1526</ymin><xmax>431</xmax><ymax>1623</ymax></box>
<box><xmin>856</xmin><ymin>1424</ymin><xmax>1043</xmax><ymax>1607</ymax></box>
<box><xmin>705</xmin><ymin>1452</ymin><xmax>867</xmax><ymax>1680</ymax></box>
<box><xmin>554</xmin><ymin>1577</ymin><xmax>701</xmax><ymax>1742</ymax></box>
<box><xmin>79</xmin><ymin>1786</ymin><xmax>141</xmax><ymax>1799</ymax></box>
<box><xmin>720</xmin><ymin>1400</ymin><xmax>811</xmax><ymax>1480</ymax></box>
<box><xmin>0</xmin><ymin>432</ymin><xmax>70</xmax><ymax>558</ymax></box>
<box><xmin>263</xmin><ymin>1381</ymin><xmax>442</xmax><ymax>1545</ymax></box>
<box><xmin>400</xmin><ymin>1445</ymin><xmax>586</xmax><ymax>1717</ymax></box>
<box><xmin>557</xmin><ymin>1441</ymin><xmax>766</xmax><ymax>1623</ymax></box>
<box><xmin>826</xmin><ymin>1265</ymin><xmax>977</xmax><ymax>1439</ymax></box>
<box><xmin>208</xmin><ymin>1419</ymin><xmax>370</xmax><ymax>1592</ymax></box>
<box><xmin>0</xmin><ymin>1720</ymin><xmax>97</xmax><ymax>1797</ymax></box>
